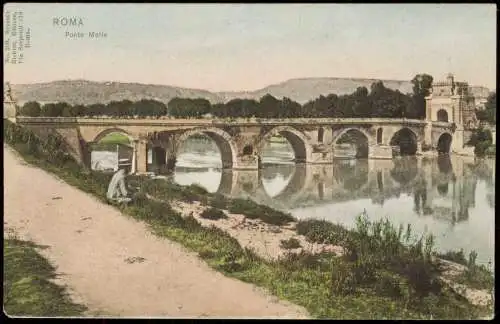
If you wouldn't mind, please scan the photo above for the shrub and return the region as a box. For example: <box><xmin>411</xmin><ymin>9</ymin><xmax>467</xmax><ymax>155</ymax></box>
<box><xmin>228</xmin><ymin>198</ymin><xmax>295</xmax><ymax>225</ymax></box>
<box><xmin>209</xmin><ymin>194</ymin><xmax>228</xmax><ymax>209</ymax></box>
<box><xmin>187</xmin><ymin>184</ymin><xmax>209</xmax><ymax>196</ymax></box>
<box><xmin>474</xmin><ymin>141</ymin><xmax>491</xmax><ymax>157</ymax></box>
<box><xmin>296</xmin><ymin>219</ymin><xmax>350</xmax><ymax>245</ymax></box>
<box><xmin>200</xmin><ymin>207</ymin><xmax>227</xmax><ymax>220</ymax></box>
<box><xmin>436</xmin><ymin>249</ymin><xmax>468</xmax><ymax>266</ymax></box>
<box><xmin>467</xmin><ymin>127</ymin><xmax>493</xmax><ymax>157</ymax></box>
<box><xmin>183</xmin><ymin>214</ymin><xmax>201</xmax><ymax>230</ymax></box>
<box><xmin>19</xmin><ymin>101</ymin><xmax>42</xmax><ymax>117</ymax></box>
<box><xmin>278</xmin><ymin>250</ymin><xmax>330</xmax><ymax>271</ymax></box>
<box><xmin>330</xmin><ymin>259</ymin><xmax>357</xmax><ymax>296</ymax></box>
<box><xmin>373</xmin><ymin>271</ymin><xmax>405</xmax><ymax>298</ymax></box>
<box><xmin>280</xmin><ymin>237</ymin><xmax>302</xmax><ymax>250</ymax></box>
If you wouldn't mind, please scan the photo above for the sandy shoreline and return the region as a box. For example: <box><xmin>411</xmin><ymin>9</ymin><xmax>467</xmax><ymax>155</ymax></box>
<box><xmin>3</xmin><ymin>144</ymin><xmax>309</xmax><ymax>318</ymax></box>
<box><xmin>170</xmin><ymin>200</ymin><xmax>344</xmax><ymax>261</ymax></box>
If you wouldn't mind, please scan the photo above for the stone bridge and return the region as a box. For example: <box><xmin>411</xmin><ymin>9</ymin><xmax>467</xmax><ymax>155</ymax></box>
<box><xmin>15</xmin><ymin>116</ymin><xmax>465</xmax><ymax>174</ymax></box>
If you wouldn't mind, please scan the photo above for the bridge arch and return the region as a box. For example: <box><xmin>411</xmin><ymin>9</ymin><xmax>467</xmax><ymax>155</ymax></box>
<box><xmin>176</xmin><ymin>127</ymin><xmax>238</xmax><ymax>169</ymax></box>
<box><xmin>92</xmin><ymin>128</ymin><xmax>134</xmax><ymax>144</ymax></box>
<box><xmin>437</xmin><ymin>132</ymin><xmax>453</xmax><ymax>154</ymax></box>
<box><xmin>389</xmin><ymin>127</ymin><xmax>419</xmax><ymax>156</ymax></box>
<box><xmin>258</xmin><ymin>126</ymin><xmax>312</xmax><ymax>164</ymax></box>
<box><xmin>332</xmin><ymin>128</ymin><xmax>371</xmax><ymax>158</ymax></box>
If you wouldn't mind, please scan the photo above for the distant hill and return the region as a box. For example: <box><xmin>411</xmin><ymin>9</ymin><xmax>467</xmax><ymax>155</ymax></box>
<box><xmin>219</xmin><ymin>78</ymin><xmax>414</xmax><ymax>104</ymax></box>
<box><xmin>10</xmin><ymin>80</ymin><xmax>224</xmax><ymax>106</ymax></box>
<box><xmin>9</xmin><ymin>77</ymin><xmax>490</xmax><ymax>106</ymax></box>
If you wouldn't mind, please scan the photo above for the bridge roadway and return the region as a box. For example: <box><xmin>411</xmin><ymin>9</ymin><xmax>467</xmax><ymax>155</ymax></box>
<box><xmin>16</xmin><ymin>116</ymin><xmax>464</xmax><ymax>173</ymax></box>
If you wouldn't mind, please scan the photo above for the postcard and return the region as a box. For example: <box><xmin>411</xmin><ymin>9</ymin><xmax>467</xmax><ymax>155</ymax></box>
<box><xmin>3</xmin><ymin>3</ymin><xmax>496</xmax><ymax>320</ymax></box>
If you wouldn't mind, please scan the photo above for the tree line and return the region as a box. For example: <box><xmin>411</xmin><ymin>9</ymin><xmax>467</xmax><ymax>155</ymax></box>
<box><xmin>18</xmin><ymin>99</ymin><xmax>168</xmax><ymax>118</ymax></box>
<box><xmin>18</xmin><ymin>74</ymin><xmax>434</xmax><ymax>119</ymax></box>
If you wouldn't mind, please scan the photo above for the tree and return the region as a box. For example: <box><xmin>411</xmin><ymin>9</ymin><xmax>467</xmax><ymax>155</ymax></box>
<box><xmin>257</xmin><ymin>94</ymin><xmax>281</xmax><ymax>118</ymax></box>
<box><xmin>280</xmin><ymin>97</ymin><xmax>302</xmax><ymax>118</ymax></box>
<box><xmin>352</xmin><ymin>87</ymin><xmax>370</xmax><ymax>117</ymax></box>
<box><xmin>84</xmin><ymin>103</ymin><xmax>106</xmax><ymax>117</ymax></box>
<box><xmin>411</xmin><ymin>74</ymin><xmax>434</xmax><ymax>119</ymax></box>
<box><xmin>167</xmin><ymin>98</ymin><xmax>187</xmax><ymax>117</ymax></box>
<box><xmin>370</xmin><ymin>81</ymin><xmax>395</xmax><ymax>118</ymax></box>
<box><xmin>223</xmin><ymin>99</ymin><xmax>259</xmax><ymax>118</ymax></box>
<box><xmin>467</xmin><ymin>127</ymin><xmax>493</xmax><ymax>157</ymax></box>
<box><xmin>19</xmin><ymin>101</ymin><xmax>41</xmax><ymax>117</ymax></box>
<box><xmin>105</xmin><ymin>100</ymin><xmax>133</xmax><ymax>117</ymax></box>
<box><xmin>61</xmin><ymin>104</ymin><xmax>79</xmax><ymax>117</ymax></box>
<box><xmin>41</xmin><ymin>102</ymin><xmax>69</xmax><ymax>117</ymax></box>
<box><xmin>211</xmin><ymin>103</ymin><xmax>228</xmax><ymax>118</ymax></box>
<box><xmin>73</xmin><ymin>105</ymin><xmax>86</xmax><ymax>117</ymax></box>
<box><xmin>167</xmin><ymin>98</ymin><xmax>209</xmax><ymax>118</ymax></box>
<box><xmin>483</xmin><ymin>92</ymin><xmax>496</xmax><ymax>124</ymax></box>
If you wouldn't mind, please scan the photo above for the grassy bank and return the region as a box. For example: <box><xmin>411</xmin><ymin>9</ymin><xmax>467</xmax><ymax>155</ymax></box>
<box><xmin>4</xmin><ymin>236</ymin><xmax>87</xmax><ymax>316</ymax></box>
<box><xmin>98</xmin><ymin>132</ymin><xmax>131</xmax><ymax>145</ymax></box>
<box><xmin>3</xmin><ymin>120</ymin><xmax>493</xmax><ymax>319</ymax></box>
<box><xmin>436</xmin><ymin>249</ymin><xmax>494</xmax><ymax>290</ymax></box>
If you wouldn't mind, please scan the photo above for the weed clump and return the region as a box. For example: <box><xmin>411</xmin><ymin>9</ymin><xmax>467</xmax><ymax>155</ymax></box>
<box><xmin>296</xmin><ymin>219</ymin><xmax>350</xmax><ymax>245</ymax></box>
<box><xmin>209</xmin><ymin>194</ymin><xmax>228</xmax><ymax>209</ymax></box>
<box><xmin>228</xmin><ymin>198</ymin><xmax>295</xmax><ymax>225</ymax></box>
<box><xmin>453</xmin><ymin>251</ymin><xmax>494</xmax><ymax>290</ymax></box>
<box><xmin>436</xmin><ymin>249</ymin><xmax>468</xmax><ymax>266</ymax></box>
<box><xmin>280</xmin><ymin>237</ymin><xmax>302</xmax><ymax>250</ymax></box>
<box><xmin>200</xmin><ymin>207</ymin><xmax>227</xmax><ymax>220</ymax></box>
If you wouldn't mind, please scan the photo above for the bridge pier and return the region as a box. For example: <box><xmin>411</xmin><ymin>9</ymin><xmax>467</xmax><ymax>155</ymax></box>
<box><xmin>134</xmin><ymin>138</ymin><xmax>148</xmax><ymax>174</ymax></box>
<box><xmin>218</xmin><ymin>169</ymin><xmax>261</xmax><ymax>196</ymax></box>
<box><xmin>416</xmin><ymin>142</ymin><xmax>423</xmax><ymax>155</ymax></box>
<box><xmin>368</xmin><ymin>144</ymin><xmax>393</xmax><ymax>159</ymax></box>
<box><xmin>308</xmin><ymin>151</ymin><xmax>335</xmax><ymax>164</ymax></box>
<box><xmin>233</xmin><ymin>154</ymin><xmax>260</xmax><ymax>170</ymax></box>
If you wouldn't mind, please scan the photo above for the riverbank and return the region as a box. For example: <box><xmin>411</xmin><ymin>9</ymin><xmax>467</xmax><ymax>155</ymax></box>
<box><xmin>3</xmin><ymin>120</ymin><xmax>494</xmax><ymax>319</ymax></box>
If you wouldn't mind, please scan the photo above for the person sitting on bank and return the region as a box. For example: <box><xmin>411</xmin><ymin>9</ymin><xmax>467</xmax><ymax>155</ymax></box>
<box><xmin>106</xmin><ymin>168</ymin><xmax>132</xmax><ymax>204</ymax></box>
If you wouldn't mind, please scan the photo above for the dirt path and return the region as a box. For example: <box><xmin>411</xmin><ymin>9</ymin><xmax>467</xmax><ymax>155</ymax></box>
<box><xmin>3</xmin><ymin>145</ymin><xmax>309</xmax><ymax>318</ymax></box>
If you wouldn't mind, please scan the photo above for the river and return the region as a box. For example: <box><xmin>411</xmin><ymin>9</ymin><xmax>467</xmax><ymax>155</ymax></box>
<box><xmin>92</xmin><ymin>137</ymin><xmax>495</xmax><ymax>267</ymax></box>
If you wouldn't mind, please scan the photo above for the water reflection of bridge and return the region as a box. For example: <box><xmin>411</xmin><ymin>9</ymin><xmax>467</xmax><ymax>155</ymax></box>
<box><xmin>211</xmin><ymin>156</ymin><xmax>494</xmax><ymax>224</ymax></box>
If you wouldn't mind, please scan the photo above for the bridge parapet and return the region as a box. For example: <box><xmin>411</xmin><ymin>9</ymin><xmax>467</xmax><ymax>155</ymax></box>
<box><xmin>16</xmin><ymin>116</ymin><xmax>432</xmax><ymax>126</ymax></box>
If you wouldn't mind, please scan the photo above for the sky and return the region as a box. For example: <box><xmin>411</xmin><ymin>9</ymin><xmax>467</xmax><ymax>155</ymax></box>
<box><xmin>3</xmin><ymin>3</ymin><xmax>497</xmax><ymax>91</ymax></box>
